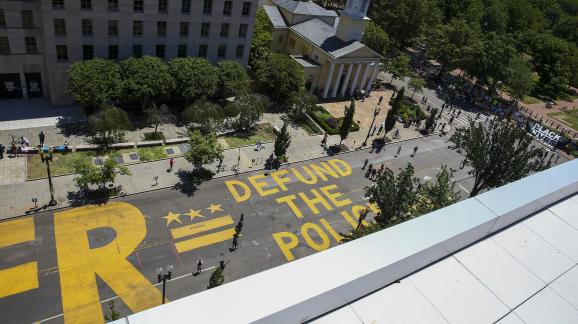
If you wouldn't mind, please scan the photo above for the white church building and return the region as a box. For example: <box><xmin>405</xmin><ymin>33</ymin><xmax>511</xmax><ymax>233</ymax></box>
<box><xmin>262</xmin><ymin>0</ymin><xmax>382</xmax><ymax>99</ymax></box>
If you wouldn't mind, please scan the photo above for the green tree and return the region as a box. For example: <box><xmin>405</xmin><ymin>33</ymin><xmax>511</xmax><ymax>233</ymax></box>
<box><xmin>184</xmin><ymin>129</ymin><xmax>224</xmax><ymax>170</ymax></box>
<box><xmin>286</xmin><ymin>89</ymin><xmax>318</xmax><ymax>121</ymax></box>
<box><xmin>255</xmin><ymin>53</ymin><xmax>304</xmax><ymax>104</ymax></box>
<box><xmin>74</xmin><ymin>157</ymin><xmax>131</xmax><ymax>190</ymax></box>
<box><xmin>529</xmin><ymin>33</ymin><xmax>578</xmax><ymax>94</ymax></box>
<box><xmin>449</xmin><ymin>119</ymin><xmax>550</xmax><ymax>197</ymax></box>
<box><xmin>424</xmin><ymin>107</ymin><xmax>438</xmax><ymax>132</ymax></box>
<box><xmin>384</xmin><ymin>87</ymin><xmax>405</xmax><ymax>135</ymax></box>
<box><xmin>382</xmin><ymin>54</ymin><xmax>412</xmax><ymax>84</ymax></box>
<box><xmin>408</xmin><ymin>76</ymin><xmax>426</xmax><ymax>98</ymax></box>
<box><xmin>168</xmin><ymin>57</ymin><xmax>219</xmax><ymax>100</ymax></box>
<box><xmin>249</xmin><ymin>8</ymin><xmax>273</xmax><ymax>68</ymax></box>
<box><xmin>144</xmin><ymin>103</ymin><xmax>175</xmax><ymax>137</ymax></box>
<box><xmin>182</xmin><ymin>97</ymin><xmax>224</xmax><ymax>134</ymax></box>
<box><xmin>104</xmin><ymin>300</ymin><xmax>121</xmax><ymax>322</ymax></box>
<box><xmin>361</xmin><ymin>21</ymin><xmax>390</xmax><ymax>55</ymax></box>
<box><xmin>274</xmin><ymin>122</ymin><xmax>291</xmax><ymax>161</ymax></box>
<box><xmin>87</xmin><ymin>105</ymin><xmax>133</xmax><ymax>147</ymax></box>
<box><xmin>504</xmin><ymin>56</ymin><xmax>536</xmax><ymax>101</ymax></box>
<box><xmin>66</xmin><ymin>59</ymin><xmax>121</xmax><ymax>111</ymax></box>
<box><xmin>217</xmin><ymin>60</ymin><xmax>250</xmax><ymax>98</ymax></box>
<box><xmin>367</xmin><ymin>163</ymin><xmax>420</xmax><ymax>225</ymax></box>
<box><xmin>120</xmin><ymin>56</ymin><xmax>175</xmax><ymax>105</ymax></box>
<box><xmin>339</xmin><ymin>99</ymin><xmax>356</xmax><ymax>146</ymax></box>
<box><xmin>416</xmin><ymin>165</ymin><xmax>460</xmax><ymax>214</ymax></box>
<box><xmin>207</xmin><ymin>266</ymin><xmax>225</xmax><ymax>289</ymax></box>
<box><xmin>226</xmin><ymin>94</ymin><xmax>268</xmax><ymax>132</ymax></box>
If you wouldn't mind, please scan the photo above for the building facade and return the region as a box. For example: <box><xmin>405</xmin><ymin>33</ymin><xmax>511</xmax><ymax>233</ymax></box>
<box><xmin>0</xmin><ymin>0</ymin><xmax>257</xmax><ymax>105</ymax></box>
<box><xmin>263</xmin><ymin>0</ymin><xmax>381</xmax><ymax>99</ymax></box>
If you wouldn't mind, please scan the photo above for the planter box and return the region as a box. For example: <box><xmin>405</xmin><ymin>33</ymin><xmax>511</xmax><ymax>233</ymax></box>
<box><xmin>164</xmin><ymin>137</ymin><xmax>188</xmax><ymax>145</ymax></box>
<box><xmin>110</xmin><ymin>142</ymin><xmax>136</xmax><ymax>149</ymax></box>
<box><xmin>137</xmin><ymin>140</ymin><xmax>163</xmax><ymax>147</ymax></box>
<box><xmin>75</xmin><ymin>144</ymin><xmax>99</xmax><ymax>151</ymax></box>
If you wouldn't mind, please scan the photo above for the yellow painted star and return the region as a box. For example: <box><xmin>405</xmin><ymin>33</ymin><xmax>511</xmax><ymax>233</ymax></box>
<box><xmin>163</xmin><ymin>211</ymin><xmax>182</xmax><ymax>226</ymax></box>
<box><xmin>206</xmin><ymin>203</ymin><xmax>223</xmax><ymax>214</ymax></box>
<box><xmin>185</xmin><ymin>209</ymin><xmax>205</xmax><ymax>221</ymax></box>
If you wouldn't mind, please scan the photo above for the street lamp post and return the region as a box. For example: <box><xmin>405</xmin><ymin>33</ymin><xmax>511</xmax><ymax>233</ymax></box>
<box><xmin>38</xmin><ymin>149</ymin><xmax>57</xmax><ymax>206</ymax></box>
<box><xmin>362</xmin><ymin>107</ymin><xmax>380</xmax><ymax>147</ymax></box>
<box><xmin>156</xmin><ymin>264</ymin><xmax>173</xmax><ymax>304</ymax></box>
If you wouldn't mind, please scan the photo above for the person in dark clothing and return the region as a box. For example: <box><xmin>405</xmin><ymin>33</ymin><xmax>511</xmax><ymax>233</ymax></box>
<box><xmin>39</xmin><ymin>131</ymin><xmax>45</xmax><ymax>147</ymax></box>
<box><xmin>0</xmin><ymin>144</ymin><xmax>4</xmax><ymax>159</ymax></box>
<box><xmin>232</xmin><ymin>235</ymin><xmax>239</xmax><ymax>250</ymax></box>
<box><xmin>362</xmin><ymin>159</ymin><xmax>369</xmax><ymax>169</ymax></box>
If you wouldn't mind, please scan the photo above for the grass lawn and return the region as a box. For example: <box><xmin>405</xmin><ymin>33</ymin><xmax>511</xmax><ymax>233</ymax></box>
<box><xmin>309</xmin><ymin>106</ymin><xmax>360</xmax><ymax>135</ymax></box>
<box><xmin>223</xmin><ymin>123</ymin><xmax>277</xmax><ymax>148</ymax></box>
<box><xmin>547</xmin><ymin>109</ymin><xmax>578</xmax><ymax>130</ymax></box>
<box><xmin>27</xmin><ymin>146</ymin><xmax>171</xmax><ymax>180</ymax></box>
<box><xmin>522</xmin><ymin>95</ymin><xmax>543</xmax><ymax>104</ymax></box>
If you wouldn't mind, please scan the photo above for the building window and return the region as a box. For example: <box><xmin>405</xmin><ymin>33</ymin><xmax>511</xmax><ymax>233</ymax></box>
<box><xmin>52</xmin><ymin>0</ymin><xmax>65</xmax><ymax>10</ymax></box>
<box><xmin>156</xmin><ymin>44</ymin><xmax>165</xmax><ymax>58</ymax></box>
<box><xmin>220</xmin><ymin>23</ymin><xmax>229</xmax><ymax>38</ymax></box>
<box><xmin>201</xmin><ymin>22</ymin><xmax>210</xmax><ymax>38</ymax></box>
<box><xmin>239</xmin><ymin>24</ymin><xmax>248</xmax><ymax>38</ymax></box>
<box><xmin>108</xmin><ymin>0</ymin><xmax>119</xmax><ymax>11</ymax></box>
<box><xmin>133</xmin><ymin>21</ymin><xmax>143</xmax><ymax>37</ymax></box>
<box><xmin>81</xmin><ymin>0</ymin><xmax>92</xmax><ymax>10</ymax></box>
<box><xmin>133</xmin><ymin>44</ymin><xmax>143</xmax><ymax>57</ymax></box>
<box><xmin>82</xmin><ymin>19</ymin><xmax>93</xmax><ymax>37</ymax></box>
<box><xmin>159</xmin><ymin>0</ymin><xmax>168</xmax><ymax>13</ymax></box>
<box><xmin>218</xmin><ymin>45</ymin><xmax>226</xmax><ymax>58</ymax></box>
<box><xmin>203</xmin><ymin>0</ymin><xmax>212</xmax><ymax>15</ymax></box>
<box><xmin>223</xmin><ymin>1</ymin><xmax>232</xmax><ymax>15</ymax></box>
<box><xmin>157</xmin><ymin>21</ymin><xmax>167</xmax><ymax>37</ymax></box>
<box><xmin>54</xmin><ymin>19</ymin><xmax>66</xmax><ymax>37</ymax></box>
<box><xmin>242</xmin><ymin>2</ymin><xmax>251</xmax><ymax>16</ymax></box>
<box><xmin>108</xmin><ymin>20</ymin><xmax>119</xmax><ymax>37</ymax></box>
<box><xmin>56</xmin><ymin>45</ymin><xmax>68</xmax><ymax>61</ymax></box>
<box><xmin>134</xmin><ymin>0</ymin><xmax>144</xmax><ymax>12</ymax></box>
<box><xmin>25</xmin><ymin>37</ymin><xmax>37</xmax><ymax>54</ymax></box>
<box><xmin>0</xmin><ymin>10</ymin><xmax>5</xmax><ymax>27</ymax></box>
<box><xmin>198</xmin><ymin>44</ymin><xmax>208</xmax><ymax>58</ymax></box>
<box><xmin>22</xmin><ymin>11</ymin><xmax>34</xmax><ymax>28</ymax></box>
<box><xmin>182</xmin><ymin>0</ymin><xmax>191</xmax><ymax>14</ymax></box>
<box><xmin>108</xmin><ymin>45</ymin><xmax>119</xmax><ymax>60</ymax></box>
<box><xmin>179</xmin><ymin>22</ymin><xmax>189</xmax><ymax>37</ymax></box>
<box><xmin>178</xmin><ymin>44</ymin><xmax>187</xmax><ymax>57</ymax></box>
<box><xmin>83</xmin><ymin>45</ymin><xmax>94</xmax><ymax>60</ymax></box>
<box><xmin>0</xmin><ymin>37</ymin><xmax>11</xmax><ymax>55</ymax></box>
<box><xmin>235</xmin><ymin>45</ymin><xmax>244</xmax><ymax>58</ymax></box>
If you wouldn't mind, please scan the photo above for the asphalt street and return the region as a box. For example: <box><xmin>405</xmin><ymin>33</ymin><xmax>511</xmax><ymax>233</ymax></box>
<box><xmin>0</xmin><ymin>135</ymin><xmax>499</xmax><ymax>324</ymax></box>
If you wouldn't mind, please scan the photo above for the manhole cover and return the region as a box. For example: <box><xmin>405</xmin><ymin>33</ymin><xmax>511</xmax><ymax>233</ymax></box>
<box><xmin>129</xmin><ymin>153</ymin><xmax>139</xmax><ymax>161</ymax></box>
<box><xmin>113</xmin><ymin>156</ymin><xmax>124</xmax><ymax>164</ymax></box>
<box><xmin>165</xmin><ymin>148</ymin><xmax>175</xmax><ymax>155</ymax></box>
<box><xmin>93</xmin><ymin>157</ymin><xmax>103</xmax><ymax>166</ymax></box>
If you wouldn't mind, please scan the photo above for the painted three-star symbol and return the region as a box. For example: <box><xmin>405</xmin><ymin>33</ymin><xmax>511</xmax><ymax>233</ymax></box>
<box><xmin>206</xmin><ymin>204</ymin><xmax>223</xmax><ymax>214</ymax></box>
<box><xmin>163</xmin><ymin>211</ymin><xmax>182</xmax><ymax>225</ymax></box>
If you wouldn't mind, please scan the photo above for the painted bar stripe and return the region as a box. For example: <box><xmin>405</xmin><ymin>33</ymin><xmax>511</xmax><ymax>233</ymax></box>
<box><xmin>174</xmin><ymin>228</ymin><xmax>236</xmax><ymax>253</ymax></box>
<box><xmin>0</xmin><ymin>217</ymin><xmax>35</xmax><ymax>248</ymax></box>
<box><xmin>0</xmin><ymin>262</ymin><xmax>39</xmax><ymax>298</ymax></box>
<box><xmin>171</xmin><ymin>215</ymin><xmax>234</xmax><ymax>240</ymax></box>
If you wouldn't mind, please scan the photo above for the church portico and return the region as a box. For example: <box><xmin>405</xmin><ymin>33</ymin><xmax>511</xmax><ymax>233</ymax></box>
<box><xmin>263</xmin><ymin>0</ymin><xmax>382</xmax><ymax>100</ymax></box>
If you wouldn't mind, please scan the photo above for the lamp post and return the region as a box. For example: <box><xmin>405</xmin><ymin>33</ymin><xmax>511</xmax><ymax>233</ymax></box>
<box><xmin>38</xmin><ymin>149</ymin><xmax>57</xmax><ymax>206</ymax></box>
<box><xmin>156</xmin><ymin>264</ymin><xmax>173</xmax><ymax>304</ymax></box>
<box><xmin>362</xmin><ymin>107</ymin><xmax>380</xmax><ymax>147</ymax></box>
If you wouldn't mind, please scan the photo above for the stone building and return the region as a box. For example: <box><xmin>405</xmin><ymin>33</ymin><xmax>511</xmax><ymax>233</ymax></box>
<box><xmin>0</xmin><ymin>0</ymin><xmax>257</xmax><ymax>105</ymax></box>
<box><xmin>262</xmin><ymin>0</ymin><xmax>382</xmax><ymax>99</ymax></box>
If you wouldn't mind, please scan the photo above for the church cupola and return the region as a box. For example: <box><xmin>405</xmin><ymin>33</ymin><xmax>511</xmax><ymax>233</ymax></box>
<box><xmin>335</xmin><ymin>0</ymin><xmax>371</xmax><ymax>42</ymax></box>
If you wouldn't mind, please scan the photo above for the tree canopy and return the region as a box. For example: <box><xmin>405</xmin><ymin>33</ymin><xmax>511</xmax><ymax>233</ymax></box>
<box><xmin>249</xmin><ymin>8</ymin><xmax>273</xmax><ymax>68</ymax></box>
<box><xmin>168</xmin><ymin>57</ymin><xmax>219</xmax><ymax>100</ymax></box>
<box><xmin>87</xmin><ymin>105</ymin><xmax>133</xmax><ymax>147</ymax></box>
<box><xmin>361</xmin><ymin>21</ymin><xmax>390</xmax><ymax>55</ymax></box>
<box><xmin>217</xmin><ymin>60</ymin><xmax>250</xmax><ymax>98</ymax></box>
<box><xmin>226</xmin><ymin>94</ymin><xmax>269</xmax><ymax>132</ymax></box>
<box><xmin>182</xmin><ymin>97</ymin><xmax>224</xmax><ymax>134</ymax></box>
<box><xmin>255</xmin><ymin>53</ymin><xmax>304</xmax><ymax>104</ymax></box>
<box><xmin>120</xmin><ymin>56</ymin><xmax>175</xmax><ymax>104</ymax></box>
<box><xmin>185</xmin><ymin>130</ymin><xmax>224</xmax><ymax>169</ymax></box>
<box><xmin>66</xmin><ymin>59</ymin><xmax>121</xmax><ymax>110</ymax></box>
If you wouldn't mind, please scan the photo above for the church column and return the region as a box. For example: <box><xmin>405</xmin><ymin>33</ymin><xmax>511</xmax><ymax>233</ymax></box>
<box><xmin>340</xmin><ymin>63</ymin><xmax>354</xmax><ymax>97</ymax></box>
<box><xmin>322</xmin><ymin>62</ymin><xmax>336</xmax><ymax>98</ymax></box>
<box><xmin>330</xmin><ymin>63</ymin><xmax>345</xmax><ymax>98</ymax></box>
<box><xmin>349</xmin><ymin>62</ymin><xmax>363</xmax><ymax>96</ymax></box>
<box><xmin>365</xmin><ymin>62</ymin><xmax>380</xmax><ymax>93</ymax></box>
<box><xmin>358</xmin><ymin>63</ymin><xmax>371</xmax><ymax>91</ymax></box>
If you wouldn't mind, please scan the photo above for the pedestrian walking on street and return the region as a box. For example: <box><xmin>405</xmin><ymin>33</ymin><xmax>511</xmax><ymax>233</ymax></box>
<box><xmin>362</xmin><ymin>158</ymin><xmax>369</xmax><ymax>170</ymax></box>
<box><xmin>39</xmin><ymin>131</ymin><xmax>45</xmax><ymax>147</ymax></box>
<box><xmin>371</xmin><ymin>168</ymin><xmax>377</xmax><ymax>180</ymax></box>
<box><xmin>169</xmin><ymin>157</ymin><xmax>174</xmax><ymax>172</ymax></box>
<box><xmin>411</xmin><ymin>146</ymin><xmax>418</xmax><ymax>157</ymax></box>
<box><xmin>395</xmin><ymin>146</ymin><xmax>402</xmax><ymax>157</ymax></box>
<box><xmin>196</xmin><ymin>258</ymin><xmax>203</xmax><ymax>274</ymax></box>
<box><xmin>449</xmin><ymin>116</ymin><xmax>455</xmax><ymax>125</ymax></box>
<box><xmin>378</xmin><ymin>95</ymin><xmax>383</xmax><ymax>105</ymax></box>
<box><xmin>231</xmin><ymin>234</ymin><xmax>239</xmax><ymax>251</ymax></box>
<box><xmin>0</xmin><ymin>144</ymin><xmax>4</xmax><ymax>159</ymax></box>
<box><xmin>457</xmin><ymin>111</ymin><xmax>462</xmax><ymax>117</ymax></box>
<box><xmin>371</xmin><ymin>126</ymin><xmax>377</xmax><ymax>136</ymax></box>
<box><xmin>377</xmin><ymin>124</ymin><xmax>384</xmax><ymax>135</ymax></box>
<box><xmin>365</xmin><ymin>163</ymin><xmax>373</xmax><ymax>177</ymax></box>
<box><xmin>235</xmin><ymin>214</ymin><xmax>244</xmax><ymax>234</ymax></box>
<box><xmin>321</xmin><ymin>133</ymin><xmax>328</xmax><ymax>148</ymax></box>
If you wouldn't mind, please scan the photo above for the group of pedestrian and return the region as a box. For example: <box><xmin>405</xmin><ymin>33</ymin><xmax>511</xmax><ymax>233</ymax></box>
<box><xmin>363</xmin><ymin>160</ymin><xmax>385</xmax><ymax>180</ymax></box>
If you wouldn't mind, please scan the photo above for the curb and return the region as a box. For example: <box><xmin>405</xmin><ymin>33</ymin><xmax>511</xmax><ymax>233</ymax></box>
<box><xmin>2</xmin><ymin>134</ymin><xmax>435</xmax><ymax>222</ymax></box>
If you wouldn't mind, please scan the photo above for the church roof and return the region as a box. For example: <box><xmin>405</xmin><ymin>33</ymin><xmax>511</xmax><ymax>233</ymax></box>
<box><xmin>272</xmin><ymin>0</ymin><xmax>338</xmax><ymax>17</ymax></box>
<box><xmin>290</xmin><ymin>18</ymin><xmax>366</xmax><ymax>58</ymax></box>
<box><xmin>262</xmin><ymin>5</ymin><xmax>287</xmax><ymax>28</ymax></box>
